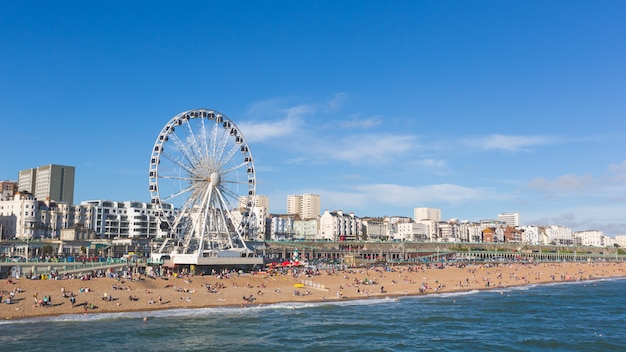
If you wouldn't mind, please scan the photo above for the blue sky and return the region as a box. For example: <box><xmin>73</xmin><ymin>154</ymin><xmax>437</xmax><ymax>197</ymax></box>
<box><xmin>2</xmin><ymin>1</ymin><xmax>626</xmax><ymax>235</ymax></box>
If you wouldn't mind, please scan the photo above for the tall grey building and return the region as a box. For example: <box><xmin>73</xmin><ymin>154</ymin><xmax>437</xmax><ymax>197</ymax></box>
<box><xmin>287</xmin><ymin>193</ymin><xmax>320</xmax><ymax>219</ymax></box>
<box><xmin>18</xmin><ymin>164</ymin><xmax>75</xmax><ymax>204</ymax></box>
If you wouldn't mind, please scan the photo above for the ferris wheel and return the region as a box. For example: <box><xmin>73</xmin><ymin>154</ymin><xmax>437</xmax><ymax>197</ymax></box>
<box><xmin>149</xmin><ymin>109</ymin><xmax>256</xmax><ymax>258</ymax></box>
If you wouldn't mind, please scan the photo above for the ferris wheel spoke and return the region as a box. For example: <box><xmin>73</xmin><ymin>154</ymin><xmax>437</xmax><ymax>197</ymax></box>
<box><xmin>209</xmin><ymin>120</ymin><xmax>220</xmax><ymax>165</ymax></box>
<box><xmin>168</xmin><ymin>132</ymin><xmax>200</xmax><ymax>168</ymax></box>
<box><xmin>215</xmin><ymin>127</ymin><xmax>231</xmax><ymax>167</ymax></box>
<box><xmin>217</xmin><ymin>142</ymin><xmax>243</xmax><ymax>171</ymax></box>
<box><xmin>214</xmin><ymin>188</ymin><xmax>237</xmax><ymax>246</ymax></box>
<box><xmin>160</xmin><ymin>148</ymin><xmax>197</xmax><ymax>176</ymax></box>
<box><xmin>159</xmin><ymin>175</ymin><xmax>199</xmax><ymax>182</ymax></box>
<box><xmin>218</xmin><ymin>186</ymin><xmax>242</xmax><ymax>205</ymax></box>
<box><xmin>161</xmin><ymin>184</ymin><xmax>195</xmax><ymax>203</ymax></box>
<box><xmin>178</xmin><ymin>187</ymin><xmax>205</xmax><ymax>216</ymax></box>
<box><xmin>199</xmin><ymin>117</ymin><xmax>211</xmax><ymax>161</ymax></box>
<box><xmin>183</xmin><ymin>118</ymin><xmax>206</xmax><ymax>167</ymax></box>
<box><xmin>220</xmin><ymin>161</ymin><xmax>249</xmax><ymax>176</ymax></box>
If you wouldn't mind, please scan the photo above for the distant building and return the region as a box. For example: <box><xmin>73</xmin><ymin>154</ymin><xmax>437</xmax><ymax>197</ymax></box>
<box><xmin>545</xmin><ymin>225</ymin><xmax>573</xmax><ymax>245</ymax></box>
<box><xmin>293</xmin><ymin>218</ymin><xmax>319</xmax><ymax>241</ymax></box>
<box><xmin>0</xmin><ymin>191</ymin><xmax>38</xmax><ymax>239</ymax></box>
<box><xmin>413</xmin><ymin>207</ymin><xmax>441</xmax><ymax>222</ymax></box>
<box><xmin>287</xmin><ymin>193</ymin><xmax>320</xmax><ymax>219</ymax></box>
<box><xmin>615</xmin><ymin>235</ymin><xmax>626</xmax><ymax>248</ymax></box>
<box><xmin>239</xmin><ymin>195</ymin><xmax>269</xmax><ymax>214</ymax></box>
<box><xmin>0</xmin><ymin>180</ymin><xmax>18</xmax><ymax>200</ymax></box>
<box><xmin>319</xmin><ymin>210</ymin><xmax>361</xmax><ymax>241</ymax></box>
<box><xmin>239</xmin><ymin>195</ymin><xmax>269</xmax><ymax>240</ymax></box>
<box><xmin>573</xmin><ymin>230</ymin><xmax>606</xmax><ymax>247</ymax></box>
<box><xmin>498</xmin><ymin>212</ymin><xmax>520</xmax><ymax>227</ymax></box>
<box><xmin>267</xmin><ymin>214</ymin><xmax>296</xmax><ymax>241</ymax></box>
<box><xmin>361</xmin><ymin>218</ymin><xmax>387</xmax><ymax>241</ymax></box>
<box><xmin>81</xmin><ymin>200</ymin><xmax>174</xmax><ymax>239</ymax></box>
<box><xmin>397</xmin><ymin>222</ymin><xmax>430</xmax><ymax>242</ymax></box>
<box><xmin>518</xmin><ymin>225</ymin><xmax>542</xmax><ymax>245</ymax></box>
<box><xmin>18</xmin><ymin>164</ymin><xmax>75</xmax><ymax>204</ymax></box>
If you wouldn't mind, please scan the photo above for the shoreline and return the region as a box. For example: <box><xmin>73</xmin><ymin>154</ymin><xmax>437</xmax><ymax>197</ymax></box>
<box><xmin>2</xmin><ymin>261</ymin><xmax>625</xmax><ymax>322</ymax></box>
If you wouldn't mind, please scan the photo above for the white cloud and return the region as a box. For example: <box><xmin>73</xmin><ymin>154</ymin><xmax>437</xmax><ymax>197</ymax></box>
<box><xmin>336</xmin><ymin>114</ymin><xmax>382</xmax><ymax>129</ymax></box>
<box><xmin>325</xmin><ymin>92</ymin><xmax>347</xmax><ymax>112</ymax></box>
<box><xmin>527</xmin><ymin>174</ymin><xmax>596</xmax><ymax>193</ymax></box>
<box><xmin>320</xmin><ymin>134</ymin><xmax>417</xmax><ymax>164</ymax></box>
<box><xmin>237</xmin><ymin>117</ymin><xmax>303</xmax><ymax>143</ymax></box>
<box><xmin>471</xmin><ymin>134</ymin><xmax>553</xmax><ymax>151</ymax></box>
<box><xmin>608</xmin><ymin>160</ymin><xmax>626</xmax><ymax>183</ymax></box>
<box><xmin>418</xmin><ymin>159</ymin><xmax>447</xmax><ymax>171</ymax></box>
<box><xmin>350</xmin><ymin>183</ymin><xmax>498</xmax><ymax>207</ymax></box>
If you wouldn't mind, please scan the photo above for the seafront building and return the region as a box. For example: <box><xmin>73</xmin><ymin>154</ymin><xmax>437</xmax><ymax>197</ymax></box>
<box><xmin>81</xmin><ymin>200</ymin><xmax>173</xmax><ymax>239</ymax></box>
<box><xmin>414</xmin><ymin>207</ymin><xmax>441</xmax><ymax>222</ymax></box>
<box><xmin>293</xmin><ymin>218</ymin><xmax>320</xmax><ymax>241</ymax></box>
<box><xmin>615</xmin><ymin>235</ymin><xmax>626</xmax><ymax>248</ymax></box>
<box><xmin>0</xmin><ymin>191</ymin><xmax>92</xmax><ymax>240</ymax></box>
<box><xmin>287</xmin><ymin>194</ymin><xmax>320</xmax><ymax>220</ymax></box>
<box><xmin>0</xmin><ymin>180</ymin><xmax>18</xmax><ymax>200</ymax></box>
<box><xmin>545</xmin><ymin>225</ymin><xmax>573</xmax><ymax>245</ymax></box>
<box><xmin>573</xmin><ymin>230</ymin><xmax>608</xmax><ymax>247</ymax></box>
<box><xmin>319</xmin><ymin>210</ymin><xmax>362</xmax><ymax>241</ymax></box>
<box><xmin>267</xmin><ymin>214</ymin><xmax>296</xmax><ymax>241</ymax></box>
<box><xmin>18</xmin><ymin>164</ymin><xmax>75</xmax><ymax>204</ymax></box>
<box><xmin>498</xmin><ymin>212</ymin><xmax>520</xmax><ymax>227</ymax></box>
<box><xmin>239</xmin><ymin>195</ymin><xmax>269</xmax><ymax>241</ymax></box>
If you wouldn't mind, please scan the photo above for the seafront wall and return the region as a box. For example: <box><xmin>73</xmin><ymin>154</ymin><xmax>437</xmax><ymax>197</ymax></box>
<box><xmin>264</xmin><ymin>241</ymin><xmax>626</xmax><ymax>265</ymax></box>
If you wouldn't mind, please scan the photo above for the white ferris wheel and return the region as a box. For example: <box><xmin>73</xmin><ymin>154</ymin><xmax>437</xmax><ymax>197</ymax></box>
<box><xmin>149</xmin><ymin>109</ymin><xmax>256</xmax><ymax>260</ymax></box>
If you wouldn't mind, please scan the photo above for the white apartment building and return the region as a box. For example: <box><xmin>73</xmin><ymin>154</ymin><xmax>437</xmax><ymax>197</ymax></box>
<box><xmin>287</xmin><ymin>194</ymin><xmax>320</xmax><ymax>219</ymax></box>
<box><xmin>498</xmin><ymin>212</ymin><xmax>520</xmax><ymax>227</ymax></box>
<box><xmin>38</xmin><ymin>200</ymin><xmax>94</xmax><ymax>238</ymax></box>
<box><xmin>0</xmin><ymin>191</ymin><xmax>38</xmax><ymax>239</ymax></box>
<box><xmin>386</xmin><ymin>216</ymin><xmax>412</xmax><ymax>240</ymax></box>
<box><xmin>319</xmin><ymin>210</ymin><xmax>361</xmax><ymax>241</ymax></box>
<box><xmin>573</xmin><ymin>230</ymin><xmax>606</xmax><ymax>247</ymax></box>
<box><xmin>0</xmin><ymin>192</ymin><xmax>93</xmax><ymax>240</ymax></box>
<box><xmin>437</xmin><ymin>221</ymin><xmax>458</xmax><ymax>242</ymax></box>
<box><xmin>545</xmin><ymin>225</ymin><xmax>573</xmax><ymax>245</ymax></box>
<box><xmin>81</xmin><ymin>200</ymin><xmax>173</xmax><ymax>239</ymax></box>
<box><xmin>267</xmin><ymin>214</ymin><xmax>295</xmax><ymax>241</ymax></box>
<box><xmin>414</xmin><ymin>207</ymin><xmax>441</xmax><ymax>222</ymax></box>
<box><xmin>458</xmin><ymin>221</ymin><xmax>483</xmax><ymax>243</ymax></box>
<box><xmin>239</xmin><ymin>196</ymin><xmax>269</xmax><ymax>240</ymax></box>
<box><xmin>414</xmin><ymin>219</ymin><xmax>438</xmax><ymax>241</ymax></box>
<box><xmin>518</xmin><ymin>225</ymin><xmax>542</xmax><ymax>245</ymax></box>
<box><xmin>293</xmin><ymin>218</ymin><xmax>319</xmax><ymax>240</ymax></box>
<box><xmin>361</xmin><ymin>218</ymin><xmax>387</xmax><ymax>241</ymax></box>
<box><xmin>397</xmin><ymin>222</ymin><xmax>430</xmax><ymax>241</ymax></box>
<box><xmin>615</xmin><ymin>235</ymin><xmax>626</xmax><ymax>248</ymax></box>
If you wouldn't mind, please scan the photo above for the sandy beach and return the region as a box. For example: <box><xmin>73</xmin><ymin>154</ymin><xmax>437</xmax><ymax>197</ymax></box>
<box><xmin>2</xmin><ymin>261</ymin><xmax>625</xmax><ymax>321</ymax></box>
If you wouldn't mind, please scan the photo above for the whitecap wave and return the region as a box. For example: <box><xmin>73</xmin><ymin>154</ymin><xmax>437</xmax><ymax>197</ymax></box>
<box><xmin>0</xmin><ymin>297</ymin><xmax>404</xmax><ymax>325</ymax></box>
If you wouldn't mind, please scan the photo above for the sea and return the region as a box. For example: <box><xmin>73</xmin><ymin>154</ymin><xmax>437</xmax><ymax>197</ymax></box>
<box><xmin>2</xmin><ymin>278</ymin><xmax>625</xmax><ymax>352</ymax></box>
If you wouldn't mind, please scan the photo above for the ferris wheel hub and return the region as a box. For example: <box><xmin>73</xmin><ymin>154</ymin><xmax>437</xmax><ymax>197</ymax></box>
<box><xmin>210</xmin><ymin>171</ymin><xmax>221</xmax><ymax>188</ymax></box>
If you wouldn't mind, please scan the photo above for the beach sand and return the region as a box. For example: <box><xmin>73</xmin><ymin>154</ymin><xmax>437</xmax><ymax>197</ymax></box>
<box><xmin>2</xmin><ymin>261</ymin><xmax>625</xmax><ymax>321</ymax></box>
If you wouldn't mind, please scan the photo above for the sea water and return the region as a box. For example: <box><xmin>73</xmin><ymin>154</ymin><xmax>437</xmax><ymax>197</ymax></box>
<box><xmin>1</xmin><ymin>278</ymin><xmax>625</xmax><ymax>351</ymax></box>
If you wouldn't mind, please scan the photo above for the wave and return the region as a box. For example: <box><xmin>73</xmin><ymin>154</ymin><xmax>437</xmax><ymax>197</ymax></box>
<box><xmin>0</xmin><ymin>296</ymin><xmax>402</xmax><ymax>325</ymax></box>
<box><xmin>432</xmin><ymin>289</ymin><xmax>481</xmax><ymax>299</ymax></box>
